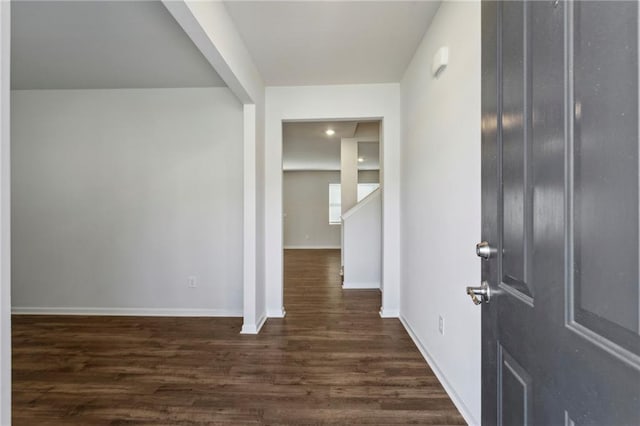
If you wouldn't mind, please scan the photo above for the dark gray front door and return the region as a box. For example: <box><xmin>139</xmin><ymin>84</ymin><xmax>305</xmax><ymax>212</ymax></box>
<box><xmin>478</xmin><ymin>1</ymin><xmax>640</xmax><ymax>424</ymax></box>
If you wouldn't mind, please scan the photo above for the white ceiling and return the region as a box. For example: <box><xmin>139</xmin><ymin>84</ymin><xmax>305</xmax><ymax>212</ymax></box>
<box><xmin>11</xmin><ymin>1</ymin><xmax>226</xmax><ymax>90</ymax></box>
<box><xmin>224</xmin><ymin>1</ymin><xmax>441</xmax><ymax>86</ymax></box>
<box><xmin>283</xmin><ymin>121</ymin><xmax>379</xmax><ymax>171</ymax></box>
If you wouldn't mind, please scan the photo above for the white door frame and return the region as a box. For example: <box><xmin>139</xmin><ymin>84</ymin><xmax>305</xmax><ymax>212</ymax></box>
<box><xmin>264</xmin><ymin>84</ymin><xmax>401</xmax><ymax>319</ymax></box>
<box><xmin>0</xmin><ymin>0</ymin><xmax>11</xmax><ymax>422</ymax></box>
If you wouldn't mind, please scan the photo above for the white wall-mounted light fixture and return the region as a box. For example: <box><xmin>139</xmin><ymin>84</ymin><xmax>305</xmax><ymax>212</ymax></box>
<box><xmin>358</xmin><ymin>157</ymin><xmax>364</xmax><ymax>163</ymax></box>
<box><xmin>432</xmin><ymin>46</ymin><xmax>449</xmax><ymax>78</ymax></box>
<box><xmin>325</xmin><ymin>129</ymin><xmax>335</xmax><ymax>136</ymax></box>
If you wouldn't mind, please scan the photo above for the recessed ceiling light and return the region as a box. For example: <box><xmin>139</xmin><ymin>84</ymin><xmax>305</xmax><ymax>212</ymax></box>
<box><xmin>358</xmin><ymin>157</ymin><xmax>364</xmax><ymax>163</ymax></box>
<box><xmin>325</xmin><ymin>129</ymin><xmax>335</xmax><ymax>136</ymax></box>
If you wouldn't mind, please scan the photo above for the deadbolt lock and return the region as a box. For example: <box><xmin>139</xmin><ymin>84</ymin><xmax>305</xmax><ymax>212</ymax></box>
<box><xmin>476</xmin><ymin>241</ymin><xmax>496</xmax><ymax>260</ymax></box>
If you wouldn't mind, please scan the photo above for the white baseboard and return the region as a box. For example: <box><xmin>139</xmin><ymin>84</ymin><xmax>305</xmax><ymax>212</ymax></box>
<box><xmin>11</xmin><ymin>307</ymin><xmax>243</xmax><ymax>317</ymax></box>
<box><xmin>240</xmin><ymin>313</ymin><xmax>267</xmax><ymax>334</ymax></box>
<box><xmin>267</xmin><ymin>307</ymin><xmax>286</xmax><ymax>318</ymax></box>
<box><xmin>379</xmin><ymin>307</ymin><xmax>400</xmax><ymax>318</ymax></box>
<box><xmin>400</xmin><ymin>315</ymin><xmax>479</xmax><ymax>426</ymax></box>
<box><xmin>284</xmin><ymin>245</ymin><xmax>341</xmax><ymax>250</ymax></box>
<box><xmin>342</xmin><ymin>281</ymin><xmax>380</xmax><ymax>290</ymax></box>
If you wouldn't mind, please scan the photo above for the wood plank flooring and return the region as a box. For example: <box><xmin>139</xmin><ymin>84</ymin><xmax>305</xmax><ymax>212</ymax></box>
<box><xmin>12</xmin><ymin>249</ymin><xmax>464</xmax><ymax>425</ymax></box>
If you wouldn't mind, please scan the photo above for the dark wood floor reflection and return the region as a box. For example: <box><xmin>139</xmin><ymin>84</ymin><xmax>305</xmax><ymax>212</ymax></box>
<box><xmin>12</xmin><ymin>249</ymin><xmax>464</xmax><ymax>425</ymax></box>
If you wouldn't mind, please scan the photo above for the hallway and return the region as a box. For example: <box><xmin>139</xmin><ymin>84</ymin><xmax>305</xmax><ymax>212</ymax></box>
<box><xmin>12</xmin><ymin>249</ymin><xmax>463</xmax><ymax>424</ymax></box>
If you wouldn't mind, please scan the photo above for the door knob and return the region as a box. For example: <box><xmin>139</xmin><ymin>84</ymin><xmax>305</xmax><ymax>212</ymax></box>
<box><xmin>476</xmin><ymin>241</ymin><xmax>496</xmax><ymax>259</ymax></box>
<box><xmin>466</xmin><ymin>281</ymin><xmax>491</xmax><ymax>305</ymax></box>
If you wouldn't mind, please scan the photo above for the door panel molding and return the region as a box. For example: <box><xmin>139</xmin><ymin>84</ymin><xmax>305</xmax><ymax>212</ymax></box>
<box><xmin>566</xmin><ymin>320</ymin><xmax>640</xmax><ymax>370</ymax></box>
<box><xmin>563</xmin><ymin>0</ymin><xmax>640</xmax><ymax>371</ymax></box>
<box><xmin>497</xmin><ymin>344</ymin><xmax>533</xmax><ymax>426</ymax></box>
<box><xmin>499</xmin><ymin>281</ymin><xmax>534</xmax><ymax>306</ymax></box>
<box><xmin>499</xmin><ymin>0</ymin><xmax>535</xmax><ymax>303</ymax></box>
<box><xmin>564</xmin><ymin>411</ymin><xmax>576</xmax><ymax>426</ymax></box>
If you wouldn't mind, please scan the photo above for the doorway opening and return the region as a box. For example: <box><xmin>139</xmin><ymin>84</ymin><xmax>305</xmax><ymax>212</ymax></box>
<box><xmin>281</xmin><ymin>120</ymin><xmax>382</xmax><ymax>319</ymax></box>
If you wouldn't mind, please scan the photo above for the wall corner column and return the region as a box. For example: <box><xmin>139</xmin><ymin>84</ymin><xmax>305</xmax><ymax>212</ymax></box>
<box><xmin>241</xmin><ymin>104</ymin><xmax>262</xmax><ymax>334</ymax></box>
<box><xmin>340</xmin><ymin>138</ymin><xmax>358</xmax><ymax>214</ymax></box>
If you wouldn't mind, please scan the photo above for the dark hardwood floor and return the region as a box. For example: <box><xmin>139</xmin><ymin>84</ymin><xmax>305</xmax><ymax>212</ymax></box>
<box><xmin>12</xmin><ymin>249</ymin><xmax>464</xmax><ymax>425</ymax></box>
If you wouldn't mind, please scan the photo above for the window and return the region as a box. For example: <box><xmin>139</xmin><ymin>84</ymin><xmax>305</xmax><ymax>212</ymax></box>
<box><xmin>329</xmin><ymin>184</ymin><xmax>341</xmax><ymax>224</ymax></box>
<box><xmin>329</xmin><ymin>183</ymin><xmax>380</xmax><ymax>224</ymax></box>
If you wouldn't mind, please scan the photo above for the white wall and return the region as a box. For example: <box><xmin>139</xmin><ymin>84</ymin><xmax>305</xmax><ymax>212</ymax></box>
<box><xmin>11</xmin><ymin>87</ymin><xmax>244</xmax><ymax>316</ymax></box>
<box><xmin>265</xmin><ymin>84</ymin><xmax>401</xmax><ymax>318</ymax></box>
<box><xmin>0</xmin><ymin>0</ymin><xmax>10</xmax><ymax>422</ymax></box>
<box><xmin>342</xmin><ymin>189</ymin><xmax>381</xmax><ymax>289</ymax></box>
<box><xmin>283</xmin><ymin>170</ymin><xmax>380</xmax><ymax>249</ymax></box>
<box><xmin>162</xmin><ymin>0</ymin><xmax>267</xmax><ymax>333</ymax></box>
<box><xmin>399</xmin><ymin>2</ymin><xmax>481</xmax><ymax>424</ymax></box>
<box><xmin>283</xmin><ymin>171</ymin><xmax>340</xmax><ymax>249</ymax></box>
<box><xmin>358</xmin><ymin>170</ymin><xmax>379</xmax><ymax>185</ymax></box>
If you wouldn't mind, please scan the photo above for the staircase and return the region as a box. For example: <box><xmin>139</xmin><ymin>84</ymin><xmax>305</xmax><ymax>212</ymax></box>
<box><xmin>341</xmin><ymin>188</ymin><xmax>381</xmax><ymax>289</ymax></box>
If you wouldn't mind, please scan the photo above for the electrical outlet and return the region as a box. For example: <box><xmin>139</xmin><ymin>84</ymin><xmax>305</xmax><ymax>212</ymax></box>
<box><xmin>438</xmin><ymin>315</ymin><xmax>445</xmax><ymax>335</ymax></box>
<box><xmin>188</xmin><ymin>276</ymin><xmax>197</xmax><ymax>288</ymax></box>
